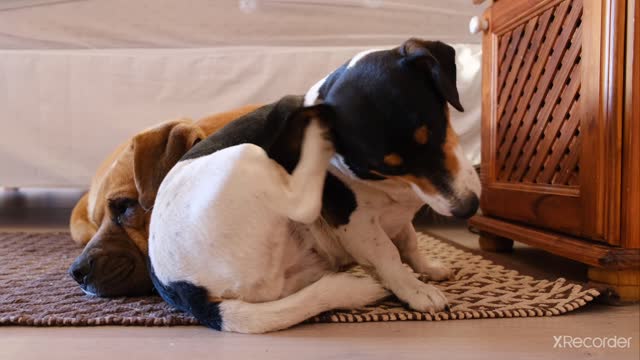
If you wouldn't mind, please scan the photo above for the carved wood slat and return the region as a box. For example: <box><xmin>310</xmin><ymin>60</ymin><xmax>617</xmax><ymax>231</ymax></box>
<box><xmin>495</xmin><ymin>7</ymin><xmax>555</xmax><ymax>143</ymax></box>
<box><xmin>496</xmin><ymin>17</ymin><xmax>537</xmax><ymax>119</ymax></box>
<box><xmin>495</xmin><ymin>0</ymin><xmax>583</xmax><ymax>186</ymax></box>
<box><xmin>554</xmin><ymin>119</ymin><xmax>581</xmax><ymax>185</ymax></box>
<box><xmin>495</xmin><ymin>0</ymin><xmax>573</xmax><ymax>170</ymax></box>
<box><xmin>497</xmin><ymin>23</ymin><xmax>525</xmax><ymax>104</ymax></box>
<box><xmin>497</xmin><ymin>32</ymin><xmax>512</xmax><ymax>72</ymax></box>
<box><xmin>500</xmin><ymin>1</ymin><xmax>582</xmax><ymax>182</ymax></box>
<box><xmin>510</xmin><ymin>11</ymin><xmax>583</xmax><ymax>183</ymax></box>
<box><xmin>537</xmin><ymin>96</ymin><xmax>581</xmax><ymax>184</ymax></box>
<box><xmin>523</xmin><ymin>57</ymin><xmax>582</xmax><ymax>183</ymax></box>
<box><xmin>510</xmin><ymin>31</ymin><xmax>580</xmax><ymax>184</ymax></box>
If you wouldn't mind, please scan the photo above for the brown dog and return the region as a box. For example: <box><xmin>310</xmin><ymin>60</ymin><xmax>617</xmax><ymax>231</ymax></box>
<box><xmin>68</xmin><ymin>105</ymin><xmax>261</xmax><ymax>297</ymax></box>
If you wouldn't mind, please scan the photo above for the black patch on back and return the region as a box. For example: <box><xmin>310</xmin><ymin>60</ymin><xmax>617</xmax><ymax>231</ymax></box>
<box><xmin>149</xmin><ymin>260</ymin><xmax>222</xmax><ymax>330</ymax></box>
<box><xmin>181</xmin><ymin>95</ymin><xmax>306</xmax><ymax>172</ymax></box>
<box><xmin>321</xmin><ymin>173</ymin><xmax>357</xmax><ymax>227</ymax></box>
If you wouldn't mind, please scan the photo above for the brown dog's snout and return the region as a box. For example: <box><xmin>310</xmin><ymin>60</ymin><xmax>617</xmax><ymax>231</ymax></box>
<box><xmin>69</xmin><ymin>253</ymin><xmax>135</xmax><ymax>286</ymax></box>
<box><xmin>69</xmin><ymin>257</ymin><xmax>93</xmax><ymax>285</ymax></box>
<box><xmin>69</xmin><ymin>232</ymin><xmax>154</xmax><ymax>297</ymax></box>
<box><xmin>451</xmin><ymin>194</ymin><xmax>479</xmax><ymax>219</ymax></box>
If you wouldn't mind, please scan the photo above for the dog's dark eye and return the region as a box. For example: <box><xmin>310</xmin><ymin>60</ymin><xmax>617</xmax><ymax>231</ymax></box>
<box><xmin>109</xmin><ymin>198</ymin><xmax>138</xmax><ymax>226</ymax></box>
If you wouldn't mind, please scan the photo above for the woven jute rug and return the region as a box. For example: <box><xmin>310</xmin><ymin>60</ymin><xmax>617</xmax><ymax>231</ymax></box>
<box><xmin>0</xmin><ymin>232</ymin><xmax>599</xmax><ymax>327</ymax></box>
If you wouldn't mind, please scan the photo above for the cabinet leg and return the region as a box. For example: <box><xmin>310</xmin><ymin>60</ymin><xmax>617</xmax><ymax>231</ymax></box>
<box><xmin>478</xmin><ymin>232</ymin><xmax>514</xmax><ymax>253</ymax></box>
<box><xmin>588</xmin><ymin>268</ymin><xmax>640</xmax><ymax>302</ymax></box>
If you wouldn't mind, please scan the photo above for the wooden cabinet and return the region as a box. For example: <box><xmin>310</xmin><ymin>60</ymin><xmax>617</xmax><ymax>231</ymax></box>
<box><xmin>469</xmin><ymin>0</ymin><xmax>639</xmax><ymax>301</ymax></box>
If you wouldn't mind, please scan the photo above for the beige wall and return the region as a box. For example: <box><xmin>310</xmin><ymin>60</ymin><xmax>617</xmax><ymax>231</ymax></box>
<box><xmin>0</xmin><ymin>0</ymin><xmax>487</xmax><ymax>49</ymax></box>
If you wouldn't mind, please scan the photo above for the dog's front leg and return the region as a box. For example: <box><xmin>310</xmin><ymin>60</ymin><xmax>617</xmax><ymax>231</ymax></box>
<box><xmin>393</xmin><ymin>223</ymin><xmax>453</xmax><ymax>281</ymax></box>
<box><xmin>339</xmin><ymin>215</ymin><xmax>449</xmax><ymax>313</ymax></box>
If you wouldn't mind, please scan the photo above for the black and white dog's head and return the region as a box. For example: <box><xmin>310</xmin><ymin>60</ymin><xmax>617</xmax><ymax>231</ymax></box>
<box><xmin>306</xmin><ymin>38</ymin><xmax>480</xmax><ymax>218</ymax></box>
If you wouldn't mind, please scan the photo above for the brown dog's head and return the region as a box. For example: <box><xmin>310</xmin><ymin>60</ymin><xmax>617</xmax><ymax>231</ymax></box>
<box><xmin>69</xmin><ymin>105</ymin><xmax>261</xmax><ymax>297</ymax></box>
<box><xmin>68</xmin><ymin>119</ymin><xmax>206</xmax><ymax>297</ymax></box>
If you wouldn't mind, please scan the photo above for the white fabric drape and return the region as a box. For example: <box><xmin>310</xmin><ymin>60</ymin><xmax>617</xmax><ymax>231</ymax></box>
<box><xmin>0</xmin><ymin>0</ymin><xmax>485</xmax><ymax>48</ymax></box>
<box><xmin>0</xmin><ymin>1</ymin><xmax>484</xmax><ymax>188</ymax></box>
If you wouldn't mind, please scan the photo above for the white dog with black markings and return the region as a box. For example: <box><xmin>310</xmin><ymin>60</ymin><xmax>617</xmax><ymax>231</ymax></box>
<box><xmin>148</xmin><ymin>38</ymin><xmax>481</xmax><ymax>333</ymax></box>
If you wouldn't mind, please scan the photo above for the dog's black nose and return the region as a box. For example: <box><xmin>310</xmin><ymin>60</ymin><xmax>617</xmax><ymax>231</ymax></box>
<box><xmin>69</xmin><ymin>259</ymin><xmax>93</xmax><ymax>285</ymax></box>
<box><xmin>451</xmin><ymin>194</ymin><xmax>479</xmax><ymax>219</ymax></box>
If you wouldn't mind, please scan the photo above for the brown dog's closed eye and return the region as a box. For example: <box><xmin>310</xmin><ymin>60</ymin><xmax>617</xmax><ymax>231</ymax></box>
<box><xmin>108</xmin><ymin>197</ymin><xmax>138</xmax><ymax>226</ymax></box>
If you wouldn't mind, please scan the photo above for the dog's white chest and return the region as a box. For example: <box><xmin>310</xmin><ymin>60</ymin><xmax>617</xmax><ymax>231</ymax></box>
<box><xmin>303</xmin><ymin>170</ymin><xmax>423</xmax><ymax>268</ymax></box>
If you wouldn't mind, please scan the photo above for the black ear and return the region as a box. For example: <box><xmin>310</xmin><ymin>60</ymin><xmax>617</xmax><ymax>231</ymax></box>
<box><xmin>400</xmin><ymin>38</ymin><xmax>464</xmax><ymax>112</ymax></box>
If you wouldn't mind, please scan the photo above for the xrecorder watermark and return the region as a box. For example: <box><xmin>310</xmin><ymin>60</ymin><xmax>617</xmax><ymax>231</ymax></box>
<box><xmin>553</xmin><ymin>336</ymin><xmax>632</xmax><ymax>349</ymax></box>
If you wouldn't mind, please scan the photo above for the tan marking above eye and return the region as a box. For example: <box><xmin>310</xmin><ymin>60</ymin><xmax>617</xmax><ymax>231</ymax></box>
<box><xmin>414</xmin><ymin>125</ymin><xmax>429</xmax><ymax>144</ymax></box>
<box><xmin>383</xmin><ymin>153</ymin><xmax>403</xmax><ymax>166</ymax></box>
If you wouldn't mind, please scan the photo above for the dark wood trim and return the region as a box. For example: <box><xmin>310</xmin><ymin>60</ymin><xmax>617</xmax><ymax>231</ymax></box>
<box><xmin>581</xmin><ymin>0</ymin><xmax>608</xmax><ymax>242</ymax></box>
<box><xmin>600</xmin><ymin>0</ymin><xmax>626</xmax><ymax>245</ymax></box>
<box><xmin>469</xmin><ymin>215</ymin><xmax>640</xmax><ymax>270</ymax></box>
<box><xmin>491</xmin><ymin>0</ymin><xmax>564</xmax><ymax>34</ymax></box>
<box><xmin>480</xmin><ymin>6</ymin><xmax>495</xmax><ymax>190</ymax></box>
<box><xmin>479</xmin><ymin>232</ymin><xmax>515</xmax><ymax>252</ymax></box>
<box><xmin>487</xmin><ymin>182</ymin><xmax>580</xmax><ymax>197</ymax></box>
<box><xmin>588</xmin><ymin>268</ymin><xmax>640</xmax><ymax>302</ymax></box>
<box><xmin>622</xmin><ymin>0</ymin><xmax>640</xmax><ymax>248</ymax></box>
<box><xmin>480</xmin><ymin>186</ymin><xmax>584</xmax><ymax>236</ymax></box>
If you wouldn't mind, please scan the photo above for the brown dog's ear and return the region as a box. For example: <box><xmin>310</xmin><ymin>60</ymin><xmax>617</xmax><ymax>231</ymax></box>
<box><xmin>132</xmin><ymin>119</ymin><xmax>205</xmax><ymax>211</ymax></box>
<box><xmin>400</xmin><ymin>38</ymin><xmax>464</xmax><ymax>112</ymax></box>
<box><xmin>69</xmin><ymin>192</ymin><xmax>97</xmax><ymax>245</ymax></box>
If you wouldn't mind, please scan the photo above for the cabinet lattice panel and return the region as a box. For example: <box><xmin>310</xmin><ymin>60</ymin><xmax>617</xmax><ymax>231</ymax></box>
<box><xmin>494</xmin><ymin>0</ymin><xmax>583</xmax><ymax>186</ymax></box>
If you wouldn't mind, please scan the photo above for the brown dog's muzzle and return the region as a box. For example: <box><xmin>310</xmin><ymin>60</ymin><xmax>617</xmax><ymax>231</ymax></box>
<box><xmin>69</xmin><ymin>229</ymin><xmax>153</xmax><ymax>297</ymax></box>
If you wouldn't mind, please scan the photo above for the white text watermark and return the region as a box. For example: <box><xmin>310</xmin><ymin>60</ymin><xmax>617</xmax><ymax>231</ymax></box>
<box><xmin>553</xmin><ymin>336</ymin><xmax>632</xmax><ymax>349</ymax></box>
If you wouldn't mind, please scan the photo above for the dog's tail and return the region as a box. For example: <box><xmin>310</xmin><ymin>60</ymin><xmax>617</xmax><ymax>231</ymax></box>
<box><xmin>151</xmin><ymin>267</ymin><xmax>388</xmax><ymax>333</ymax></box>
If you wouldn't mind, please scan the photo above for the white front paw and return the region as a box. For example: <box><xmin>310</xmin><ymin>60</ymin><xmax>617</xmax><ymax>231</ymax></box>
<box><xmin>396</xmin><ymin>281</ymin><xmax>449</xmax><ymax>313</ymax></box>
<box><xmin>421</xmin><ymin>263</ymin><xmax>454</xmax><ymax>281</ymax></box>
<box><xmin>411</xmin><ymin>259</ymin><xmax>454</xmax><ymax>281</ymax></box>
